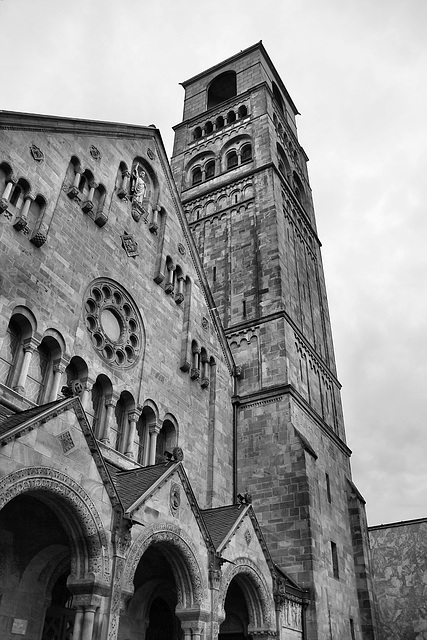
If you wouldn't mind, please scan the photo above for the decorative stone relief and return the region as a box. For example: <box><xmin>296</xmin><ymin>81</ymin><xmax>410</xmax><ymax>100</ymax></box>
<box><xmin>58</xmin><ymin>430</ymin><xmax>75</xmax><ymax>453</ymax></box>
<box><xmin>147</xmin><ymin>148</ymin><xmax>155</xmax><ymax>160</ymax></box>
<box><xmin>202</xmin><ymin>317</ymin><xmax>209</xmax><ymax>331</ymax></box>
<box><xmin>30</xmin><ymin>143</ymin><xmax>44</xmax><ymax>162</ymax></box>
<box><xmin>84</xmin><ymin>278</ymin><xmax>143</xmax><ymax>368</ymax></box>
<box><xmin>89</xmin><ymin>145</ymin><xmax>101</xmax><ymax>161</ymax></box>
<box><xmin>121</xmin><ymin>233</ymin><xmax>139</xmax><ymax>258</ymax></box>
<box><xmin>178</xmin><ymin>242</ymin><xmax>186</xmax><ymax>256</ymax></box>
<box><xmin>170</xmin><ymin>483</ymin><xmax>181</xmax><ymax>517</ymax></box>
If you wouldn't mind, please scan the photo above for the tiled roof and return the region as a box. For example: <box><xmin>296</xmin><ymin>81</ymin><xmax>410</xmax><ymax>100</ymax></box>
<box><xmin>0</xmin><ymin>405</ymin><xmax>13</xmax><ymax>423</ymax></box>
<box><xmin>201</xmin><ymin>504</ymin><xmax>245</xmax><ymax>549</ymax></box>
<box><xmin>0</xmin><ymin>399</ymin><xmax>67</xmax><ymax>440</ymax></box>
<box><xmin>106</xmin><ymin>462</ymin><xmax>174</xmax><ymax>511</ymax></box>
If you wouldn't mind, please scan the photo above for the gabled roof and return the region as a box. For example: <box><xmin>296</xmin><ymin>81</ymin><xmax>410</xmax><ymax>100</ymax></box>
<box><xmin>201</xmin><ymin>503</ymin><xmax>249</xmax><ymax>550</ymax></box>
<box><xmin>0</xmin><ymin>396</ymin><xmax>122</xmax><ymax>509</ymax></box>
<box><xmin>0</xmin><ymin>398</ymin><xmax>72</xmax><ymax>442</ymax></box>
<box><xmin>0</xmin><ymin>405</ymin><xmax>14</xmax><ymax>423</ymax></box>
<box><xmin>106</xmin><ymin>462</ymin><xmax>178</xmax><ymax>511</ymax></box>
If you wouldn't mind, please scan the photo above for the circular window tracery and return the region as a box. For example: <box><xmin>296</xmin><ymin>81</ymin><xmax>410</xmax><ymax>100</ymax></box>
<box><xmin>84</xmin><ymin>279</ymin><xmax>143</xmax><ymax>368</ymax></box>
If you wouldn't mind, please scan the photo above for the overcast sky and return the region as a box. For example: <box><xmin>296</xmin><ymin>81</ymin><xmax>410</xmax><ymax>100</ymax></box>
<box><xmin>1</xmin><ymin>0</ymin><xmax>426</xmax><ymax>526</ymax></box>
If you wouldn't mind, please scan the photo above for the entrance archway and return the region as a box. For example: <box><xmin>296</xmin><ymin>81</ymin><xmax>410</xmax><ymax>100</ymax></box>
<box><xmin>0</xmin><ymin>468</ymin><xmax>109</xmax><ymax>640</ymax></box>
<box><xmin>0</xmin><ymin>494</ymin><xmax>74</xmax><ymax>640</ymax></box>
<box><xmin>219</xmin><ymin>578</ymin><xmax>250</xmax><ymax>640</ymax></box>
<box><xmin>119</xmin><ymin>543</ymin><xmax>183</xmax><ymax>640</ymax></box>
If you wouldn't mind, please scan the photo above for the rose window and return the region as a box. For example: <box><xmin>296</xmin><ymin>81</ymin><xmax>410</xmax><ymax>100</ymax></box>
<box><xmin>84</xmin><ymin>280</ymin><xmax>143</xmax><ymax>368</ymax></box>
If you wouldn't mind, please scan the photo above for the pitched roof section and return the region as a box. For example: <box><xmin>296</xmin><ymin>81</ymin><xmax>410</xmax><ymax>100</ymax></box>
<box><xmin>0</xmin><ymin>398</ymin><xmax>70</xmax><ymax>441</ymax></box>
<box><xmin>107</xmin><ymin>462</ymin><xmax>176</xmax><ymax>511</ymax></box>
<box><xmin>201</xmin><ymin>504</ymin><xmax>247</xmax><ymax>550</ymax></box>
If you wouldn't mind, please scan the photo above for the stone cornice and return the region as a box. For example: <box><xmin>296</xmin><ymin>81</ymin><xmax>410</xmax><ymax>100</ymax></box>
<box><xmin>233</xmin><ymin>383</ymin><xmax>352</xmax><ymax>457</ymax></box>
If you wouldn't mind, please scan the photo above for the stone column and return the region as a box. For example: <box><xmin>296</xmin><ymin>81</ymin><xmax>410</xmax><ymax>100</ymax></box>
<box><xmin>20</xmin><ymin>193</ymin><xmax>34</xmax><ymax>219</ymax></box>
<box><xmin>72</xmin><ymin>607</ymin><xmax>84</xmax><ymax>640</ymax></box>
<box><xmin>148</xmin><ymin>423</ymin><xmax>161</xmax><ymax>465</ymax></box>
<box><xmin>48</xmin><ymin>362</ymin><xmax>65</xmax><ymax>402</ymax></box>
<box><xmin>1</xmin><ymin>178</ymin><xmax>16</xmax><ymax>202</ymax></box>
<box><xmin>165</xmin><ymin>262</ymin><xmax>175</xmax><ymax>294</ymax></box>
<box><xmin>125</xmin><ymin>409</ymin><xmax>141</xmax><ymax>459</ymax></box>
<box><xmin>81</xmin><ymin>606</ymin><xmax>96</xmax><ymax>640</ymax></box>
<box><xmin>80</xmin><ymin>380</ymin><xmax>93</xmax><ymax>412</ymax></box>
<box><xmin>176</xmin><ymin>276</ymin><xmax>185</xmax><ymax>304</ymax></box>
<box><xmin>14</xmin><ymin>337</ymin><xmax>38</xmax><ymax>394</ymax></box>
<box><xmin>101</xmin><ymin>397</ymin><xmax>117</xmax><ymax>444</ymax></box>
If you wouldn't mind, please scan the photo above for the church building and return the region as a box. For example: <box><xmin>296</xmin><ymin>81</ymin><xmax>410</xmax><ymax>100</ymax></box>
<box><xmin>0</xmin><ymin>43</ymin><xmax>377</xmax><ymax>640</ymax></box>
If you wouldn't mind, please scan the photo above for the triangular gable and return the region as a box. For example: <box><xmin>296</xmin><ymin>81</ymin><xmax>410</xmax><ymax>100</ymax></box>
<box><xmin>0</xmin><ymin>396</ymin><xmax>121</xmax><ymax>509</ymax></box>
<box><xmin>124</xmin><ymin>462</ymin><xmax>215</xmax><ymax>553</ymax></box>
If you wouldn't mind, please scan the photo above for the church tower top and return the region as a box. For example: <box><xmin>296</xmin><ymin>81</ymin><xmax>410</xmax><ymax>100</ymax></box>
<box><xmin>177</xmin><ymin>42</ymin><xmax>299</xmax><ymax>124</ymax></box>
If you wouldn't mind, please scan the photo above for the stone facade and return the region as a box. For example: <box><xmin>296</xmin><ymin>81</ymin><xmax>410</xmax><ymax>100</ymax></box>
<box><xmin>369</xmin><ymin>518</ymin><xmax>427</xmax><ymax>640</ymax></box>
<box><xmin>0</xmin><ymin>43</ymin><xmax>376</xmax><ymax>640</ymax></box>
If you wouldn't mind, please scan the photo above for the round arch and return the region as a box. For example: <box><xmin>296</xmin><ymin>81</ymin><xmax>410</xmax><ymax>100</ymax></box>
<box><xmin>219</xmin><ymin>557</ymin><xmax>274</xmax><ymax>632</ymax></box>
<box><xmin>122</xmin><ymin>524</ymin><xmax>207</xmax><ymax>609</ymax></box>
<box><xmin>0</xmin><ymin>467</ymin><xmax>109</xmax><ymax>583</ymax></box>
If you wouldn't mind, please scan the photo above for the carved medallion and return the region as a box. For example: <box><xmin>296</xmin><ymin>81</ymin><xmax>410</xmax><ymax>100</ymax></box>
<box><xmin>30</xmin><ymin>143</ymin><xmax>44</xmax><ymax>162</ymax></box>
<box><xmin>202</xmin><ymin>317</ymin><xmax>209</xmax><ymax>331</ymax></box>
<box><xmin>147</xmin><ymin>148</ymin><xmax>155</xmax><ymax>160</ymax></box>
<box><xmin>178</xmin><ymin>242</ymin><xmax>186</xmax><ymax>256</ymax></box>
<box><xmin>89</xmin><ymin>145</ymin><xmax>101</xmax><ymax>161</ymax></box>
<box><xmin>170</xmin><ymin>483</ymin><xmax>181</xmax><ymax>516</ymax></box>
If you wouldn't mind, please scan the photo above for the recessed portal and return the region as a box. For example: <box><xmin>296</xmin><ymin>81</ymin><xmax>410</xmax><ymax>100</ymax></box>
<box><xmin>219</xmin><ymin>578</ymin><xmax>250</xmax><ymax>640</ymax></box>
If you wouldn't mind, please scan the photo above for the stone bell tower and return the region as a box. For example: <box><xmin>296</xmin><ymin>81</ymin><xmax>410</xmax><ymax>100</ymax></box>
<box><xmin>172</xmin><ymin>43</ymin><xmax>377</xmax><ymax>639</ymax></box>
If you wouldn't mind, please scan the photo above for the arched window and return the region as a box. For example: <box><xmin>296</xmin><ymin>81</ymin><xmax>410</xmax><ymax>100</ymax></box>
<box><xmin>238</xmin><ymin>105</ymin><xmax>248</xmax><ymax>118</ymax></box>
<box><xmin>0</xmin><ymin>162</ymin><xmax>14</xmax><ymax>211</ymax></box>
<box><xmin>27</xmin><ymin>195</ymin><xmax>46</xmax><ymax>233</ymax></box>
<box><xmin>193</xmin><ymin>126</ymin><xmax>203</xmax><ymax>140</ymax></box>
<box><xmin>204</xmin><ymin>121</ymin><xmax>213</xmax><ymax>135</ymax></box>
<box><xmin>135</xmin><ymin>405</ymin><xmax>157</xmax><ymax>466</ymax></box>
<box><xmin>293</xmin><ymin>172</ymin><xmax>306</xmax><ymax>207</ymax></box>
<box><xmin>26</xmin><ymin>334</ymin><xmax>64</xmax><ymax>404</ymax></box>
<box><xmin>272</xmin><ymin>81</ymin><xmax>284</xmax><ymax>113</ymax></box>
<box><xmin>192</xmin><ymin>167</ymin><xmax>202</xmax><ymax>186</ymax></box>
<box><xmin>227</xmin><ymin>111</ymin><xmax>236</xmax><ymax>125</ymax></box>
<box><xmin>241</xmin><ymin>143</ymin><xmax>252</xmax><ymax>163</ymax></box>
<box><xmin>277</xmin><ymin>143</ymin><xmax>291</xmax><ymax>180</ymax></box>
<box><xmin>114</xmin><ymin>391</ymin><xmax>135</xmax><ymax>453</ymax></box>
<box><xmin>156</xmin><ymin>417</ymin><xmax>177</xmax><ymax>464</ymax></box>
<box><xmin>205</xmin><ymin>161</ymin><xmax>215</xmax><ymax>179</ymax></box>
<box><xmin>191</xmin><ymin>341</ymin><xmax>200</xmax><ymax>380</ymax></box>
<box><xmin>0</xmin><ymin>308</ymin><xmax>36</xmax><ymax>392</ymax></box>
<box><xmin>116</xmin><ymin>161</ymin><xmax>130</xmax><ymax>200</ymax></box>
<box><xmin>200</xmin><ymin>348</ymin><xmax>209</xmax><ymax>388</ymax></box>
<box><xmin>175</xmin><ymin>265</ymin><xmax>185</xmax><ymax>305</ymax></box>
<box><xmin>207</xmin><ymin>71</ymin><xmax>237</xmax><ymax>109</ymax></box>
<box><xmin>216</xmin><ymin>116</ymin><xmax>224</xmax><ymax>130</ymax></box>
<box><xmin>66</xmin><ymin>156</ymin><xmax>82</xmax><ymax>200</ymax></box>
<box><xmin>0</xmin><ymin>319</ymin><xmax>21</xmax><ymax>387</ymax></box>
<box><xmin>226</xmin><ymin>151</ymin><xmax>238</xmax><ymax>170</ymax></box>
<box><xmin>93</xmin><ymin>184</ymin><xmax>107</xmax><ymax>227</ymax></box>
<box><xmin>10</xmin><ymin>178</ymin><xmax>30</xmax><ymax>211</ymax></box>
<box><xmin>63</xmin><ymin>356</ymin><xmax>88</xmax><ymax>400</ymax></box>
<box><xmin>26</xmin><ymin>341</ymin><xmax>50</xmax><ymax>403</ymax></box>
<box><xmin>90</xmin><ymin>374</ymin><xmax>112</xmax><ymax>440</ymax></box>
